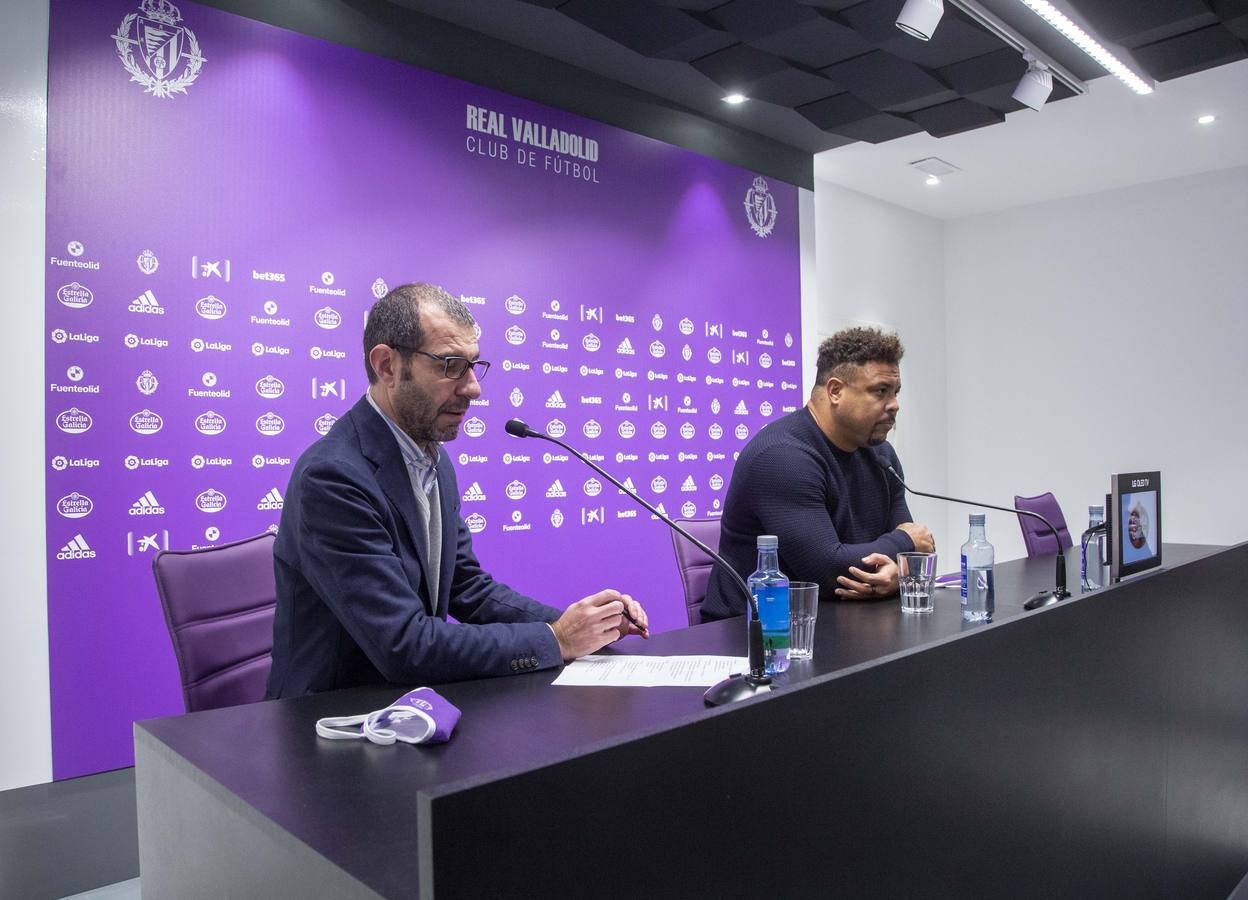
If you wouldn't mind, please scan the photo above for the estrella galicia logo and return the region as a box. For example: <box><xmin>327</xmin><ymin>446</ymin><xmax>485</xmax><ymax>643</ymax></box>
<box><xmin>744</xmin><ymin>176</ymin><xmax>778</xmax><ymax>237</ymax></box>
<box><xmin>57</xmin><ymin>282</ymin><xmax>94</xmax><ymax>309</ymax></box>
<box><xmin>505</xmin><ymin>325</ymin><xmax>526</xmax><ymax>346</ymax></box>
<box><xmin>582</xmin><ymin>333</ymin><xmax>601</xmax><ymax>352</ymax></box>
<box><xmin>194</xmin><ymin>488</ymin><xmax>227</xmax><ymax>513</ymax></box>
<box><xmin>546</xmin><ymin>419</ymin><xmax>567</xmax><ymax>438</ymax></box>
<box><xmin>464</xmin><ymin>417</ymin><xmax>486</xmax><ymax>437</ymax></box>
<box><xmin>505</xmin><ymin>480</ymin><xmax>527</xmax><ymax>501</ymax></box>
<box><xmin>129</xmin><ymin>409</ymin><xmax>164</xmax><ymax>434</ymax></box>
<box><xmin>255</xmin><ymin>412</ymin><xmax>285</xmax><ymax>436</ymax></box>
<box><xmin>505</xmin><ymin>295</ymin><xmax>527</xmax><ymax>315</ymax></box>
<box><xmin>255</xmin><ymin>374</ymin><xmax>285</xmax><ymax>398</ymax></box>
<box><xmin>195</xmin><ymin>294</ymin><xmax>226</xmax><ymax>320</ymax></box>
<box><xmin>56</xmin><ymin>408</ymin><xmax>93</xmax><ymax>434</ymax></box>
<box><xmin>465</xmin><ymin>512</ymin><xmax>487</xmax><ymax>534</ymax></box>
<box><xmin>582</xmin><ymin>419</ymin><xmax>602</xmax><ymax>439</ymax></box>
<box><xmin>56</xmin><ymin>492</ymin><xmax>94</xmax><ymax>519</ymax></box>
<box><xmin>314</xmin><ymin>413</ymin><xmax>338</xmax><ymax>435</ymax></box>
<box><xmin>314</xmin><ymin>306</ymin><xmax>342</xmax><ymax>329</ymax></box>
<box><xmin>678</xmin><ymin>317</ymin><xmax>694</xmax><ymax>335</ymax></box>
<box><xmin>112</xmin><ymin>0</ymin><xmax>205</xmax><ymax>99</ymax></box>
<box><xmin>194</xmin><ymin>410</ymin><xmax>227</xmax><ymax>435</ymax></box>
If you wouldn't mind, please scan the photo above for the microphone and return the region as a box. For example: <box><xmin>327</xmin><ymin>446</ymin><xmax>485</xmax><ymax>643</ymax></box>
<box><xmin>873</xmin><ymin>457</ymin><xmax>1070</xmax><ymax>610</ymax></box>
<box><xmin>504</xmin><ymin>418</ymin><xmax>769</xmax><ymax>705</ymax></box>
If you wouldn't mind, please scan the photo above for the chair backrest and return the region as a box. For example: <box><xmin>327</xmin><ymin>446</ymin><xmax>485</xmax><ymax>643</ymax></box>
<box><xmin>1013</xmin><ymin>492</ymin><xmax>1073</xmax><ymax>557</ymax></box>
<box><xmin>671</xmin><ymin>519</ymin><xmax>721</xmax><ymax>626</ymax></box>
<box><xmin>152</xmin><ymin>531</ymin><xmax>277</xmax><ymax>712</ymax></box>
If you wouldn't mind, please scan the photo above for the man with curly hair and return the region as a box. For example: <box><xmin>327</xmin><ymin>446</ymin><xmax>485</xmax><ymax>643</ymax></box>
<box><xmin>702</xmin><ymin>327</ymin><xmax>934</xmax><ymax>620</ymax></box>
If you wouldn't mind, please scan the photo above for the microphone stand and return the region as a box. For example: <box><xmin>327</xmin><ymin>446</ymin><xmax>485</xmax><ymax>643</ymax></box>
<box><xmin>878</xmin><ymin>463</ymin><xmax>1070</xmax><ymax>609</ymax></box>
<box><xmin>504</xmin><ymin>419</ymin><xmax>770</xmax><ymax>705</ymax></box>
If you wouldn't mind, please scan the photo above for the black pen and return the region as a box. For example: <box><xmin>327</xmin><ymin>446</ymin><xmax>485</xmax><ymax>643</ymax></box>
<box><xmin>619</xmin><ymin>602</ymin><xmax>649</xmax><ymax>638</ymax></box>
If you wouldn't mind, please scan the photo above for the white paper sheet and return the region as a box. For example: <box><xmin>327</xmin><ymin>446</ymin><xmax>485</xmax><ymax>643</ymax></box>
<box><xmin>551</xmin><ymin>655</ymin><xmax>750</xmax><ymax>687</ymax></box>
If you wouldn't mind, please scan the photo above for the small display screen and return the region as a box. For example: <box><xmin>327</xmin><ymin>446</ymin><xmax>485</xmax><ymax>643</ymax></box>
<box><xmin>1110</xmin><ymin>472</ymin><xmax>1162</xmax><ymax>581</ymax></box>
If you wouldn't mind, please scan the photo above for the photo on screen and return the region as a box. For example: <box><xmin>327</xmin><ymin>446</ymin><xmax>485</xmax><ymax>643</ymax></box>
<box><xmin>1120</xmin><ymin>490</ymin><xmax>1158</xmax><ymax>565</ymax></box>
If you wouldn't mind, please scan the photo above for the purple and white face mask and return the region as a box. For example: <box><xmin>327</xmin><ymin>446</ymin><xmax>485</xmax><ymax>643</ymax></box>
<box><xmin>315</xmin><ymin>688</ymin><xmax>462</xmax><ymax>745</ymax></box>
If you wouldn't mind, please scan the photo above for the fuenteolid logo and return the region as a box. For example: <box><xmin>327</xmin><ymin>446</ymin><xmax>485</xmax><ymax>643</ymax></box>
<box><xmin>114</xmin><ymin>0</ymin><xmax>204</xmax><ymax>99</ymax></box>
<box><xmin>744</xmin><ymin>176</ymin><xmax>778</xmax><ymax>237</ymax></box>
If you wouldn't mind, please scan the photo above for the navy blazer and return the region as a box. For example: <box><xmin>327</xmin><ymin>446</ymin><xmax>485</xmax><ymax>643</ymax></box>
<box><xmin>266</xmin><ymin>396</ymin><xmax>563</xmax><ymax>698</ymax></box>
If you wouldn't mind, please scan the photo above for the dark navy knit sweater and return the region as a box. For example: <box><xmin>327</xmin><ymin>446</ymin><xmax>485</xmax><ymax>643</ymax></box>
<box><xmin>701</xmin><ymin>407</ymin><xmax>915</xmax><ymax>621</ymax></box>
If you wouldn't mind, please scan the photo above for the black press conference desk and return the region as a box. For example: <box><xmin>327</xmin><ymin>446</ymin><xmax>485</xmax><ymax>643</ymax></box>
<box><xmin>135</xmin><ymin>543</ymin><xmax>1248</xmax><ymax>898</ymax></box>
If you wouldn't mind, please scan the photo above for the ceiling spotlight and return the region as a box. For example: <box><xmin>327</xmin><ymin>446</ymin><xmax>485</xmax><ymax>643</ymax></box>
<box><xmin>1012</xmin><ymin>53</ymin><xmax>1053</xmax><ymax>111</ymax></box>
<box><xmin>925</xmin><ymin>175</ymin><xmax>941</xmax><ymax>186</ymax></box>
<box><xmin>896</xmin><ymin>0</ymin><xmax>944</xmax><ymax>41</ymax></box>
<box><xmin>722</xmin><ymin>93</ymin><xmax>748</xmax><ymax>105</ymax></box>
<box><xmin>1197</xmin><ymin>113</ymin><xmax>1216</xmax><ymax>125</ymax></box>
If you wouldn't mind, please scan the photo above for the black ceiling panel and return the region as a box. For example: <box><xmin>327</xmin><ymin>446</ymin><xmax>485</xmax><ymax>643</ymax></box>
<box><xmin>793</xmin><ymin>0</ymin><xmax>863</xmax><ymax>11</ymax></box>
<box><xmin>690</xmin><ymin>42</ymin><xmax>793</xmax><ymax>87</ymax></box>
<box><xmin>795</xmin><ymin>91</ymin><xmax>922</xmax><ymax>143</ymax></box>
<box><xmin>874</xmin><ymin>9</ymin><xmax>1005</xmax><ymax>70</ymax></box>
<box><xmin>649</xmin><ymin>0</ymin><xmax>734</xmax><ymax>10</ymax></box>
<box><xmin>823</xmin><ymin>50</ymin><xmax>956</xmax><ymax>113</ymax></box>
<box><xmin>746</xmin><ymin>14</ymin><xmax>873</xmax><ymax>68</ymax></box>
<box><xmin>1211</xmin><ymin>0</ymin><xmax>1248</xmax><ymax>38</ymax></box>
<box><xmin>744</xmin><ymin>66</ymin><xmax>843</xmax><ymax>107</ymax></box>
<box><xmin>910</xmin><ymin>98</ymin><xmax>1005</xmax><ymax>138</ymax></box>
<box><xmin>833</xmin><ymin>0</ymin><xmax>908</xmax><ymax>45</ymax></box>
<box><xmin>559</xmin><ymin>0</ymin><xmax>733</xmax><ymax>61</ymax></box>
<box><xmin>1074</xmin><ymin>1</ymin><xmax>1219</xmax><ymax>48</ymax></box>
<box><xmin>704</xmin><ymin>0</ymin><xmax>822</xmax><ymax>42</ymax></box>
<box><xmin>1132</xmin><ymin>24</ymin><xmax>1247</xmax><ymax>80</ymax></box>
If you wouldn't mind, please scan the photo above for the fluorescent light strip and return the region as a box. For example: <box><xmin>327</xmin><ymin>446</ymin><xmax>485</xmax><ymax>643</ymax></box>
<box><xmin>1019</xmin><ymin>0</ymin><xmax>1153</xmax><ymax>94</ymax></box>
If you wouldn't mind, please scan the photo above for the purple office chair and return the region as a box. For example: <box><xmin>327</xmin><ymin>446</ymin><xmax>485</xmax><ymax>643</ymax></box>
<box><xmin>152</xmin><ymin>532</ymin><xmax>277</xmax><ymax>712</ymax></box>
<box><xmin>670</xmin><ymin>519</ymin><xmax>721</xmax><ymax>626</ymax></box>
<box><xmin>1013</xmin><ymin>493</ymin><xmax>1073</xmax><ymax>558</ymax></box>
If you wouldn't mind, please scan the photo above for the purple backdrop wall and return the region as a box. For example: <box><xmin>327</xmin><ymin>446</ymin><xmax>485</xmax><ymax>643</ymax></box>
<box><xmin>45</xmin><ymin>0</ymin><xmax>801</xmax><ymax>778</ymax></box>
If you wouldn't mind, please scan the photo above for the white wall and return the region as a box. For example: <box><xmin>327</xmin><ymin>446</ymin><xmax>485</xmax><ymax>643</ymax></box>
<box><xmin>0</xmin><ymin>0</ymin><xmax>52</xmax><ymax>791</ymax></box>
<box><xmin>945</xmin><ymin>165</ymin><xmax>1248</xmax><ymax>561</ymax></box>
<box><xmin>814</xmin><ymin>181</ymin><xmax>951</xmax><ymax>559</ymax></box>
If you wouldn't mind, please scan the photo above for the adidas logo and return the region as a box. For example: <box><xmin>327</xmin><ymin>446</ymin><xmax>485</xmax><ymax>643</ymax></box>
<box><xmin>546</xmin><ymin>479</ymin><xmax>567</xmax><ymax>498</ymax></box>
<box><xmin>257</xmin><ymin>487</ymin><xmax>284</xmax><ymax>511</ymax></box>
<box><xmin>56</xmin><ymin>533</ymin><xmax>97</xmax><ymax>560</ymax></box>
<box><xmin>127</xmin><ymin>289</ymin><xmax>165</xmax><ymax>315</ymax></box>
<box><xmin>734</xmin><ymin>400</ymin><xmax>748</xmax><ymax>415</ymax></box>
<box><xmin>128</xmin><ymin>491</ymin><xmax>166</xmax><ymax>516</ymax></box>
<box><xmin>545</xmin><ymin>390</ymin><xmax>566</xmax><ymax>409</ymax></box>
<box><xmin>616</xmin><ymin>337</ymin><xmax>635</xmax><ymax>355</ymax></box>
<box><xmin>681</xmin><ymin>475</ymin><xmax>697</xmax><ymax>492</ymax></box>
<box><xmin>462</xmin><ymin>481</ymin><xmax>487</xmax><ymax>502</ymax></box>
<box><xmin>620</xmin><ymin>476</ymin><xmax>637</xmax><ymax>496</ymax></box>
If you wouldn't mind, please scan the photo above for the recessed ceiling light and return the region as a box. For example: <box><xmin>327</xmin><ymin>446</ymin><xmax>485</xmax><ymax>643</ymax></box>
<box><xmin>926</xmin><ymin>175</ymin><xmax>941</xmax><ymax>186</ymax></box>
<box><xmin>1197</xmin><ymin>113</ymin><xmax>1217</xmax><ymax>125</ymax></box>
<box><xmin>722</xmin><ymin>94</ymin><xmax>747</xmax><ymax>105</ymax></box>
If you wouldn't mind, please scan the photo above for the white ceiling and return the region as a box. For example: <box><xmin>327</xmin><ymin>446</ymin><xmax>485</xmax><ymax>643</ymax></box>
<box><xmin>814</xmin><ymin>57</ymin><xmax>1248</xmax><ymax>220</ymax></box>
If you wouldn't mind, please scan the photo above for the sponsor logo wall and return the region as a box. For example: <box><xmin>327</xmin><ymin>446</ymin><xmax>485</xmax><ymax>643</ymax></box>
<box><xmin>45</xmin><ymin>0</ymin><xmax>800</xmax><ymax>778</ymax></box>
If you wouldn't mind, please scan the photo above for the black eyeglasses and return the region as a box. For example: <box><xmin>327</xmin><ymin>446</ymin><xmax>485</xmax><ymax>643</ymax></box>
<box><xmin>391</xmin><ymin>346</ymin><xmax>491</xmax><ymax>381</ymax></box>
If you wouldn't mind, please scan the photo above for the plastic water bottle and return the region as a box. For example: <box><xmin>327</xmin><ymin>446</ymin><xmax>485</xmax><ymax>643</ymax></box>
<box><xmin>1081</xmin><ymin>505</ymin><xmax>1108</xmax><ymax>591</ymax></box>
<box><xmin>960</xmin><ymin>514</ymin><xmax>995</xmax><ymax>622</ymax></box>
<box><xmin>748</xmin><ymin>535</ymin><xmax>790</xmax><ymax>675</ymax></box>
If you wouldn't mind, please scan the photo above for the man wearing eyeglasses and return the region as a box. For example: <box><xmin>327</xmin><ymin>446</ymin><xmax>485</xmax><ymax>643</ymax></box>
<box><xmin>267</xmin><ymin>283</ymin><xmax>648</xmax><ymax>698</ymax></box>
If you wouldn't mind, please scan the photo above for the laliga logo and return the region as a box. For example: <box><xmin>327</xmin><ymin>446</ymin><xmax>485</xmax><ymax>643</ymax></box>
<box><xmin>505</xmin><ymin>325</ymin><xmax>526</xmax><ymax>345</ymax></box>
<box><xmin>649</xmin><ymin>340</ymin><xmax>665</xmax><ymax>359</ymax></box>
<box><xmin>505</xmin><ymin>480</ymin><xmax>527</xmax><ymax>501</ymax></box>
<box><xmin>583</xmin><ymin>478</ymin><xmax>603</xmax><ymax>498</ymax></box>
<box><xmin>618</xmin><ymin>420</ymin><xmax>636</xmax><ymax>439</ymax></box>
<box><xmin>315</xmin><ymin>414</ymin><xmax>338</xmax><ymax>435</ymax></box>
<box><xmin>57</xmin><ymin>492</ymin><xmax>94</xmax><ymax>519</ymax></box>
<box><xmin>546</xmin><ymin>419</ymin><xmax>567</xmax><ymax>438</ymax></box>
<box><xmin>744</xmin><ymin>175</ymin><xmax>778</xmax><ymax>238</ymax></box>
<box><xmin>113</xmin><ymin>0</ymin><xmax>204</xmax><ymax>98</ymax></box>
<box><xmin>195</xmin><ymin>411</ymin><xmax>226</xmax><ymax>435</ymax></box>
<box><xmin>256</xmin><ymin>412</ymin><xmax>285</xmax><ymax>436</ymax></box>
<box><xmin>466</xmin><ymin>513</ymin><xmax>487</xmax><ymax>535</ymax></box>
<box><xmin>680</xmin><ymin>422</ymin><xmax>696</xmax><ymax>440</ymax></box>
<box><xmin>505</xmin><ymin>295</ymin><xmax>526</xmax><ymax>315</ymax></box>
<box><xmin>464</xmin><ymin>417</ymin><xmax>486</xmax><ymax>437</ymax></box>
<box><xmin>57</xmin><ymin>282</ymin><xmax>93</xmax><ymax>309</ymax></box>
<box><xmin>582</xmin><ymin>333</ymin><xmax>601</xmax><ymax>352</ymax></box>
<box><xmin>679</xmin><ymin>317</ymin><xmax>694</xmax><ymax>335</ymax></box>
<box><xmin>650</xmin><ymin>475</ymin><xmax>668</xmax><ymax>494</ymax></box>
<box><xmin>582</xmin><ymin>419</ymin><xmax>602</xmax><ymax>439</ymax></box>
<box><xmin>314</xmin><ymin>306</ymin><xmax>342</xmax><ymax>329</ymax></box>
<box><xmin>195</xmin><ymin>488</ymin><xmax>227</xmax><ymax>514</ymax></box>
<box><xmin>650</xmin><ymin>422</ymin><xmax>667</xmax><ymax>439</ymax></box>
<box><xmin>735</xmin><ymin>424</ymin><xmax>750</xmax><ymax>440</ymax></box>
<box><xmin>129</xmin><ymin>409</ymin><xmax>164</xmax><ymax>434</ymax></box>
<box><xmin>256</xmin><ymin>374</ymin><xmax>284</xmax><ymax>398</ymax></box>
<box><xmin>56</xmin><ymin>408</ymin><xmax>93</xmax><ymax>434</ymax></box>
